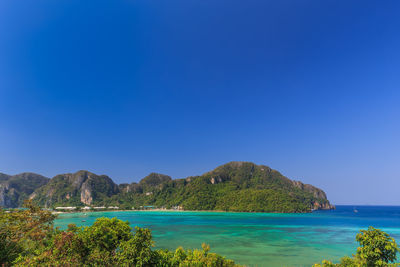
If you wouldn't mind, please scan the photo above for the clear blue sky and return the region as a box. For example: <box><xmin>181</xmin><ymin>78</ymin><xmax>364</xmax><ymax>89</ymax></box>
<box><xmin>1</xmin><ymin>0</ymin><xmax>399</xmax><ymax>205</ymax></box>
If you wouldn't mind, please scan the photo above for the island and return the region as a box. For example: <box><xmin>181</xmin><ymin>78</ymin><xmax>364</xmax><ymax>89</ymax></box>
<box><xmin>1</xmin><ymin>161</ymin><xmax>334</xmax><ymax>213</ymax></box>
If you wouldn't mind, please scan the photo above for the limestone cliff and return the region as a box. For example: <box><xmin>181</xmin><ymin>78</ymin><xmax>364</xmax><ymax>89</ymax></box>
<box><xmin>31</xmin><ymin>170</ymin><xmax>119</xmax><ymax>207</ymax></box>
<box><xmin>0</xmin><ymin>173</ymin><xmax>49</xmax><ymax>208</ymax></box>
<box><xmin>292</xmin><ymin>180</ymin><xmax>335</xmax><ymax>210</ymax></box>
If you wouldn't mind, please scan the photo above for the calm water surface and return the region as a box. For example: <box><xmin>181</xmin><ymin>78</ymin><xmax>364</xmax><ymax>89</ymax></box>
<box><xmin>54</xmin><ymin>206</ymin><xmax>400</xmax><ymax>267</ymax></box>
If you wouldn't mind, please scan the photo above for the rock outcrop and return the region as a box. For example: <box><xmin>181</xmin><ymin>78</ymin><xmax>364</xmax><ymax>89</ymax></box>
<box><xmin>0</xmin><ymin>173</ymin><xmax>49</xmax><ymax>208</ymax></box>
<box><xmin>292</xmin><ymin>180</ymin><xmax>335</xmax><ymax>210</ymax></box>
<box><xmin>31</xmin><ymin>170</ymin><xmax>119</xmax><ymax>207</ymax></box>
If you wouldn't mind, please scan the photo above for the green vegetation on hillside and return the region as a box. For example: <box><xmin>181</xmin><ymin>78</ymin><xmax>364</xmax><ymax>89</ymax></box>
<box><xmin>1</xmin><ymin>162</ymin><xmax>334</xmax><ymax>213</ymax></box>
<box><xmin>33</xmin><ymin>171</ymin><xmax>119</xmax><ymax>207</ymax></box>
<box><xmin>105</xmin><ymin>162</ymin><xmax>333</xmax><ymax>213</ymax></box>
<box><xmin>0</xmin><ymin>201</ymin><xmax>239</xmax><ymax>266</ymax></box>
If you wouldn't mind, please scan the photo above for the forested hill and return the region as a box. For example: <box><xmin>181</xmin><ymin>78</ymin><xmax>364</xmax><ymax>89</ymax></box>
<box><xmin>1</xmin><ymin>162</ymin><xmax>335</xmax><ymax>212</ymax></box>
<box><xmin>112</xmin><ymin>162</ymin><xmax>334</xmax><ymax>212</ymax></box>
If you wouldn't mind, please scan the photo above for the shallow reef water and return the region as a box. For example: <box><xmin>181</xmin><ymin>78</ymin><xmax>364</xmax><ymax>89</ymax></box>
<box><xmin>55</xmin><ymin>206</ymin><xmax>400</xmax><ymax>267</ymax></box>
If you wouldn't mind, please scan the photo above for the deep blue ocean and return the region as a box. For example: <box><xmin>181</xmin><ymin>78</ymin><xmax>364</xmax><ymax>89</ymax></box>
<box><xmin>55</xmin><ymin>205</ymin><xmax>400</xmax><ymax>266</ymax></box>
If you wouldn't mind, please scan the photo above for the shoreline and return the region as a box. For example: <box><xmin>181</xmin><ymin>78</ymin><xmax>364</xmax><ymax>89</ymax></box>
<box><xmin>52</xmin><ymin>207</ymin><xmax>335</xmax><ymax>215</ymax></box>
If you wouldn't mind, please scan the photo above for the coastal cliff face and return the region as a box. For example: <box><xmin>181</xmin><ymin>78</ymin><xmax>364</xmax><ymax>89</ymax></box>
<box><xmin>0</xmin><ymin>173</ymin><xmax>49</xmax><ymax>208</ymax></box>
<box><xmin>292</xmin><ymin>180</ymin><xmax>326</xmax><ymax>199</ymax></box>
<box><xmin>312</xmin><ymin>201</ymin><xmax>335</xmax><ymax>210</ymax></box>
<box><xmin>31</xmin><ymin>170</ymin><xmax>119</xmax><ymax>207</ymax></box>
<box><xmin>292</xmin><ymin>180</ymin><xmax>335</xmax><ymax>210</ymax></box>
<box><xmin>2</xmin><ymin>162</ymin><xmax>335</xmax><ymax>212</ymax></box>
<box><xmin>80</xmin><ymin>182</ymin><xmax>93</xmax><ymax>205</ymax></box>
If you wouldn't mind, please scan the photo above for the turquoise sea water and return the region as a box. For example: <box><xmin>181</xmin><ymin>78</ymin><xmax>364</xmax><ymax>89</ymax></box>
<box><xmin>54</xmin><ymin>206</ymin><xmax>400</xmax><ymax>267</ymax></box>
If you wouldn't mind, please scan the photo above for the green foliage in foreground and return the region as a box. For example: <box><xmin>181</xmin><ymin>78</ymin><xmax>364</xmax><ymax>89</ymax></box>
<box><xmin>313</xmin><ymin>226</ymin><xmax>400</xmax><ymax>267</ymax></box>
<box><xmin>0</xmin><ymin>201</ymin><xmax>239</xmax><ymax>267</ymax></box>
